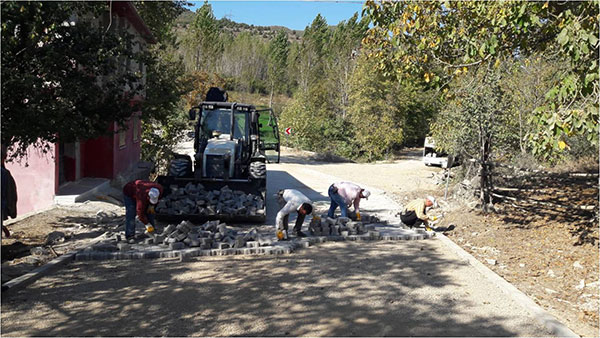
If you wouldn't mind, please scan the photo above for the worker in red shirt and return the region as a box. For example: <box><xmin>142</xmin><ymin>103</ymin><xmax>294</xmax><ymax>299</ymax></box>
<box><xmin>122</xmin><ymin>180</ymin><xmax>163</xmax><ymax>243</ymax></box>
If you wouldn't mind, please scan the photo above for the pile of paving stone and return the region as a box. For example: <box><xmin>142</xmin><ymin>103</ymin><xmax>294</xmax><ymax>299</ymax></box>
<box><xmin>143</xmin><ymin>220</ymin><xmax>264</xmax><ymax>250</ymax></box>
<box><xmin>155</xmin><ymin>183</ymin><xmax>265</xmax><ymax>217</ymax></box>
<box><xmin>309</xmin><ymin>214</ymin><xmax>384</xmax><ymax>237</ymax></box>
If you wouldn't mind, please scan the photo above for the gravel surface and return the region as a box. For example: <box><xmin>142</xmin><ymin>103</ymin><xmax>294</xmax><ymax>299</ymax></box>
<box><xmin>1</xmin><ymin>241</ymin><xmax>550</xmax><ymax>337</ymax></box>
<box><xmin>1</xmin><ymin>147</ymin><xmax>591</xmax><ymax>336</ymax></box>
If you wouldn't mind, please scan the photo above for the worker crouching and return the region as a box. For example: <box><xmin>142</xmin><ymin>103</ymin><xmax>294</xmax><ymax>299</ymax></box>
<box><xmin>400</xmin><ymin>196</ymin><xmax>438</xmax><ymax>231</ymax></box>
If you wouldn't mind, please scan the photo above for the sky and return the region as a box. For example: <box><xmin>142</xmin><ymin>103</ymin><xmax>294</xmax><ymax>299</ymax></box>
<box><xmin>186</xmin><ymin>1</ymin><xmax>365</xmax><ymax>31</ymax></box>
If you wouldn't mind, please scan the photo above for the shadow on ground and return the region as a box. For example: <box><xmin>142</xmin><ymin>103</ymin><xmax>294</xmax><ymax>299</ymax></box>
<box><xmin>1</xmin><ymin>241</ymin><xmax>535</xmax><ymax>337</ymax></box>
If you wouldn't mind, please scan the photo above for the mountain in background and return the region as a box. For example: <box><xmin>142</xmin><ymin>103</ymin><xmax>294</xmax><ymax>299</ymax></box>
<box><xmin>175</xmin><ymin>8</ymin><xmax>303</xmax><ymax>42</ymax></box>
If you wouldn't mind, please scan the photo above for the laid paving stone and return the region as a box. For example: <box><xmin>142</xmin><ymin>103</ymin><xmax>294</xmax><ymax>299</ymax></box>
<box><xmin>117</xmin><ymin>243</ymin><xmax>131</xmax><ymax>251</ymax></box>
<box><xmin>170</xmin><ymin>242</ymin><xmax>185</xmax><ymax>250</ymax></box>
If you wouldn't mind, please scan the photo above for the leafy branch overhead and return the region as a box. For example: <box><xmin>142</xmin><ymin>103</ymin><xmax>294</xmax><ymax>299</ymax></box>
<box><xmin>363</xmin><ymin>0</ymin><xmax>599</xmax><ymax>158</ymax></box>
<box><xmin>1</xmin><ymin>2</ymin><xmax>148</xmax><ymax>159</ymax></box>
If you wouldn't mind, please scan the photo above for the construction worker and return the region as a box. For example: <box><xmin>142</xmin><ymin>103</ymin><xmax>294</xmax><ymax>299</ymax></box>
<box><xmin>122</xmin><ymin>180</ymin><xmax>163</xmax><ymax>243</ymax></box>
<box><xmin>400</xmin><ymin>196</ymin><xmax>438</xmax><ymax>230</ymax></box>
<box><xmin>327</xmin><ymin>182</ymin><xmax>370</xmax><ymax>220</ymax></box>
<box><xmin>1</xmin><ymin>145</ymin><xmax>17</xmax><ymax>238</ymax></box>
<box><xmin>275</xmin><ymin>189</ymin><xmax>313</xmax><ymax>240</ymax></box>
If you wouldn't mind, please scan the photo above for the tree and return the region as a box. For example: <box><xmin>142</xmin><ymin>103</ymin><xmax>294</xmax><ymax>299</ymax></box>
<box><xmin>325</xmin><ymin>13</ymin><xmax>368</xmax><ymax>119</ymax></box>
<box><xmin>297</xmin><ymin>14</ymin><xmax>330</xmax><ymax>95</ymax></box>
<box><xmin>347</xmin><ymin>54</ymin><xmax>404</xmax><ymax>161</ymax></box>
<box><xmin>135</xmin><ymin>1</ymin><xmax>194</xmax><ymax>172</ymax></box>
<box><xmin>363</xmin><ymin>0</ymin><xmax>598</xmax><ymax>159</ymax></box>
<box><xmin>430</xmin><ymin>64</ymin><xmax>515</xmax><ymax>210</ymax></box>
<box><xmin>182</xmin><ymin>1</ymin><xmax>223</xmax><ymax>72</ymax></box>
<box><xmin>267</xmin><ymin>30</ymin><xmax>290</xmax><ymax>107</ymax></box>
<box><xmin>1</xmin><ymin>2</ymin><xmax>144</xmax><ymax>159</ymax></box>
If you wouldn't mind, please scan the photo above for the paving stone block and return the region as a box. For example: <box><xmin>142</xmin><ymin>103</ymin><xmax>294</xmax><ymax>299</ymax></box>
<box><xmin>190</xmin><ymin>240</ymin><xmax>200</xmax><ymax>247</ymax></box>
<box><xmin>245</xmin><ymin>241</ymin><xmax>259</xmax><ymax>248</ymax></box>
<box><xmin>234</xmin><ymin>236</ymin><xmax>247</xmax><ymax>248</ymax></box>
<box><xmin>144</xmin><ymin>238</ymin><xmax>154</xmax><ymax>245</ymax></box>
<box><xmin>336</xmin><ymin>217</ymin><xmax>351</xmax><ymax>225</ymax></box>
<box><xmin>144</xmin><ymin>251</ymin><xmax>160</xmax><ymax>259</ymax></box>
<box><xmin>298</xmin><ymin>240</ymin><xmax>310</xmax><ymax>248</ymax></box>
<box><xmin>183</xmin><ymin>237</ymin><xmax>192</xmax><ymax>245</ymax></box>
<box><xmin>179</xmin><ymin>253</ymin><xmax>191</xmax><ymax>262</ymax></box>
<box><xmin>368</xmin><ymin>230</ymin><xmax>381</xmax><ymax>239</ymax></box>
<box><xmin>326</xmin><ymin>217</ymin><xmax>336</xmax><ymax>226</ymax></box>
<box><xmin>218</xmin><ymin>242</ymin><xmax>230</xmax><ymax>250</ymax></box>
<box><xmin>170</xmin><ymin>242</ymin><xmax>185</xmax><ymax>250</ymax></box>
<box><xmin>258</xmin><ymin>237</ymin><xmax>272</xmax><ymax>247</ymax></box>
<box><xmin>176</xmin><ymin>233</ymin><xmax>187</xmax><ymax>241</ymax></box>
<box><xmin>117</xmin><ymin>243</ymin><xmax>130</xmax><ymax>251</ymax></box>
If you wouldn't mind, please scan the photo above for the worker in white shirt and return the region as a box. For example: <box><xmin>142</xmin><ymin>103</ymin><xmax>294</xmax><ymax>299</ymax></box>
<box><xmin>327</xmin><ymin>182</ymin><xmax>370</xmax><ymax>220</ymax></box>
<box><xmin>275</xmin><ymin>189</ymin><xmax>313</xmax><ymax>240</ymax></box>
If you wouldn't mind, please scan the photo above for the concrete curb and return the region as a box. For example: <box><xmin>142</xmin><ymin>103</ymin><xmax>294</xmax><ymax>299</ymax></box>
<box><xmin>1</xmin><ymin>233</ymin><xmax>108</xmax><ymax>296</ymax></box>
<box><xmin>1</xmin><ymin>252</ymin><xmax>76</xmax><ymax>294</ymax></box>
<box><xmin>436</xmin><ymin>232</ymin><xmax>579</xmax><ymax>338</ymax></box>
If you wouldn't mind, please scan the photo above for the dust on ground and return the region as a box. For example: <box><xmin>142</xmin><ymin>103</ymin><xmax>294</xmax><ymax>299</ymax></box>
<box><xmin>1</xmin><ymin>147</ymin><xmax>598</xmax><ymax>336</ymax></box>
<box><xmin>1</xmin><ymin>201</ymin><xmax>124</xmax><ymax>283</ymax></box>
<box><xmin>1</xmin><ymin>240</ymin><xmax>550</xmax><ymax>337</ymax></box>
<box><xmin>284</xmin><ymin>147</ymin><xmax>599</xmax><ymax>337</ymax></box>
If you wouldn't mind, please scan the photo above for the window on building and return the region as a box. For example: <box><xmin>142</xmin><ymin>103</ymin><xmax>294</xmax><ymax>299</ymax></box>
<box><xmin>133</xmin><ymin>116</ymin><xmax>140</xmax><ymax>143</ymax></box>
<box><xmin>119</xmin><ymin>128</ymin><xmax>127</xmax><ymax>149</ymax></box>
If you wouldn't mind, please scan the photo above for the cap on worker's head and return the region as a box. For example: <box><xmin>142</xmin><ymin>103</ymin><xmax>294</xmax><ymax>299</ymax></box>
<box><xmin>362</xmin><ymin>189</ymin><xmax>371</xmax><ymax>199</ymax></box>
<box><xmin>426</xmin><ymin>196</ymin><xmax>438</xmax><ymax>208</ymax></box>
<box><xmin>148</xmin><ymin>188</ymin><xmax>160</xmax><ymax>205</ymax></box>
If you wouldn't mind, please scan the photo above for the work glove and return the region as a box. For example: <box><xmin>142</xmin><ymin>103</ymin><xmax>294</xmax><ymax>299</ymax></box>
<box><xmin>145</xmin><ymin>224</ymin><xmax>155</xmax><ymax>234</ymax></box>
<box><xmin>430</xmin><ymin>216</ymin><xmax>438</xmax><ymax>221</ymax></box>
<box><xmin>356</xmin><ymin>212</ymin><xmax>361</xmax><ymax>221</ymax></box>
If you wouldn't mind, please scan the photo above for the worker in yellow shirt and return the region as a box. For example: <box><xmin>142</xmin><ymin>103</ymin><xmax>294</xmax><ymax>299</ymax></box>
<box><xmin>400</xmin><ymin>196</ymin><xmax>438</xmax><ymax>231</ymax></box>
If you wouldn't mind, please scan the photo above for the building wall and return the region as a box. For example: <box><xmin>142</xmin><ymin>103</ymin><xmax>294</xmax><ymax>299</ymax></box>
<box><xmin>113</xmin><ymin>115</ymin><xmax>141</xmax><ymax>178</ymax></box>
<box><xmin>81</xmin><ymin>134</ymin><xmax>114</xmax><ymax>179</ymax></box>
<box><xmin>5</xmin><ymin>143</ymin><xmax>57</xmax><ymax>215</ymax></box>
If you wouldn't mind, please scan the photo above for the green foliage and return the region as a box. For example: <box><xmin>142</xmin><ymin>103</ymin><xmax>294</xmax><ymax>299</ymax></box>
<box><xmin>136</xmin><ymin>1</ymin><xmax>194</xmax><ymax>171</ymax></box>
<box><xmin>325</xmin><ymin>13</ymin><xmax>369</xmax><ymax>118</ymax></box>
<box><xmin>1</xmin><ymin>1</ymin><xmax>145</xmax><ymax>159</ymax></box>
<box><xmin>363</xmin><ymin>0</ymin><xmax>599</xmax><ymax>161</ymax></box>
<box><xmin>135</xmin><ymin>0</ymin><xmax>186</xmax><ymax>43</ymax></box>
<box><xmin>430</xmin><ymin>65</ymin><xmax>515</xmax><ymax>161</ymax></box>
<box><xmin>220</xmin><ymin>32</ymin><xmax>269</xmax><ymax>93</ymax></box>
<box><xmin>347</xmin><ymin>54</ymin><xmax>438</xmax><ymax>160</ymax></box>
<box><xmin>182</xmin><ymin>1</ymin><xmax>223</xmax><ymax>72</ymax></box>
<box><xmin>297</xmin><ymin>14</ymin><xmax>331</xmax><ymax>94</ymax></box>
<box><xmin>267</xmin><ymin>31</ymin><xmax>290</xmax><ymax>97</ymax></box>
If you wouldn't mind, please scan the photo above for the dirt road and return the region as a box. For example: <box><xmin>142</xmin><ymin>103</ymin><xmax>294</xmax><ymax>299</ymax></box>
<box><xmin>1</xmin><ymin>148</ymin><xmax>561</xmax><ymax>336</ymax></box>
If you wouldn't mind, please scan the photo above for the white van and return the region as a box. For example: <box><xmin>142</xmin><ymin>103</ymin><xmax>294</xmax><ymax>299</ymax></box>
<box><xmin>423</xmin><ymin>137</ymin><xmax>455</xmax><ymax>168</ymax></box>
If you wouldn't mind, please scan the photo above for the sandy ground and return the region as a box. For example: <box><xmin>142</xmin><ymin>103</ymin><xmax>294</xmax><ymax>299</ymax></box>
<box><xmin>2</xmin><ymin>240</ymin><xmax>551</xmax><ymax>337</ymax></box>
<box><xmin>277</xmin><ymin>148</ymin><xmax>599</xmax><ymax>337</ymax></box>
<box><xmin>1</xmin><ymin>147</ymin><xmax>596</xmax><ymax>336</ymax></box>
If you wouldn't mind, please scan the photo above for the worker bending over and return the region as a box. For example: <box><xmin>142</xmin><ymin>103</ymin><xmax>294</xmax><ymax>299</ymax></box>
<box><xmin>327</xmin><ymin>182</ymin><xmax>370</xmax><ymax>220</ymax></box>
<box><xmin>123</xmin><ymin>180</ymin><xmax>163</xmax><ymax>243</ymax></box>
<box><xmin>276</xmin><ymin>189</ymin><xmax>313</xmax><ymax>240</ymax></box>
<box><xmin>400</xmin><ymin>196</ymin><xmax>438</xmax><ymax>231</ymax></box>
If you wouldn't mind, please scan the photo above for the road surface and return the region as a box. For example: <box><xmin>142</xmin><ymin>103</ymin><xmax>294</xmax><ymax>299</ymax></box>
<box><xmin>0</xmin><ymin>150</ymin><xmax>554</xmax><ymax>336</ymax></box>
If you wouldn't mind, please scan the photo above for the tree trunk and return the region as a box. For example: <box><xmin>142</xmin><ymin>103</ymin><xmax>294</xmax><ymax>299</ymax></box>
<box><xmin>479</xmin><ymin>132</ymin><xmax>492</xmax><ymax>212</ymax></box>
<box><xmin>269</xmin><ymin>79</ymin><xmax>274</xmax><ymax>108</ymax></box>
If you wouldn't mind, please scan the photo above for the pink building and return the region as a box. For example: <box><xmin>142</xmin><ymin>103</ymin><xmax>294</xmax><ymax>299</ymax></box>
<box><xmin>5</xmin><ymin>2</ymin><xmax>154</xmax><ymax>215</ymax></box>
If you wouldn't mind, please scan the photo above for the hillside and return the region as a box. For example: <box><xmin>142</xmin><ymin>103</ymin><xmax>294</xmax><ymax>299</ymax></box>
<box><xmin>175</xmin><ymin>8</ymin><xmax>303</xmax><ymax>42</ymax></box>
